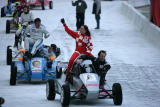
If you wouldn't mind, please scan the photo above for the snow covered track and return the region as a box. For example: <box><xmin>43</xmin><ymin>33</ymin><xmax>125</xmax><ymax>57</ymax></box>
<box><xmin>0</xmin><ymin>0</ymin><xmax>160</xmax><ymax>107</ymax></box>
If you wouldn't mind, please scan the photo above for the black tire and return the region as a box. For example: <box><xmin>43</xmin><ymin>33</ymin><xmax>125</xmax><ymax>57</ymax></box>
<box><xmin>49</xmin><ymin>1</ymin><xmax>53</xmax><ymax>9</ymax></box>
<box><xmin>41</xmin><ymin>0</ymin><xmax>45</xmax><ymax>10</ymax></box>
<box><xmin>0</xmin><ymin>97</ymin><xmax>5</xmax><ymax>105</ymax></box>
<box><xmin>1</xmin><ymin>7</ymin><xmax>5</xmax><ymax>17</ymax></box>
<box><xmin>6</xmin><ymin>20</ymin><xmax>10</xmax><ymax>33</ymax></box>
<box><xmin>56</xmin><ymin>67</ymin><xmax>62</xmax><ymax>78</ymax></box>
<box><xmin>46</xmin><ymin>79</ymin><xmax>56</xmax><ymax>100</ymax></box>
<box><xmin>112</xmin><ymin>83</ymin><xmax>123</xmax><ymax>105</ymax></box>
<box><xmin>7</xmin><ymin>46</ymin><xmax>12</xmax><ymax>65</ymax></box>
<box><xmin>10</xmin><ymin>63</ymin><xmax>17</xmax><ymax>85</ymax></box>
<box><xmin>60</xmin><ymin>84</ymin><xmax>70</xmax><ymax>107</ymax></box>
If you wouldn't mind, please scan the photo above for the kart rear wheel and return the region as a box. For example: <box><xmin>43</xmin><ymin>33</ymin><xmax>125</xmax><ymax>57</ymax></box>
<box><xmin>6</xmin><ymin>20</ymin><xmax>10</xmax><ymax>33</ymax></box>
<box><xmin>60</xmin><ymin>84</ymin><xmax>70</xmax><ymax>107</ymax></box>
<box><xmin>1</xmin><ymin>7</ymin><xmax>5</xmax><ymax>17</ymax></box>
<box><xmin>49</xmin><ymin>1</ymin><xmax>53</xmax><ymax>9</ymax></box>
<box><xmin>56</xmin><ymin>67</ymin><xmax>62</xmax><ymax>78</ymax></box>
<box><xmin>10</xmin><ymin>63</ymin><xmax>17</xmax><ymax>85</ymax></box>
<box><xmin>7</xmin><ymin>46</ymin><xmax>12</xmax><ymax>65</ymax></box>
<box><xmin>112</xmin><ymin>83</ymin><xmax>123</xmax><ymax>105</ymax></box>
<box><xmin>46</xmin><ymin>79</ymin><xmax>56</xmax><ymax>100</ymax></box>
<box><xmin>41</xmin><ymin>0</ymin><xmax>45</xmax><ymax>10</ymax></box>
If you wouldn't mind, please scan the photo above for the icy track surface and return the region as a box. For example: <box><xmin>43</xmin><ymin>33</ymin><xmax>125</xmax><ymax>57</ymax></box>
<box><xmin>0</xmin><ymin>0</ymin><xmax>160</xmax><ymax>107</ymax></box>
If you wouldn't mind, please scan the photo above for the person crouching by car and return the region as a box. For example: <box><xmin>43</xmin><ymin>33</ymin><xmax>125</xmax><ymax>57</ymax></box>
<box><xmin>77</xmin><ymin>50</ymin><xmax>111</xmax><ymax>90</ymax></box>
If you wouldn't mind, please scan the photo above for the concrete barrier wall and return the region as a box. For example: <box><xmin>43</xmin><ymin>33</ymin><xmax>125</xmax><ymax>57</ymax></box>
<box><xmin>120</xmin><ymin>2</ymin><xmax>160</xmax><ymax>48</ymax></box>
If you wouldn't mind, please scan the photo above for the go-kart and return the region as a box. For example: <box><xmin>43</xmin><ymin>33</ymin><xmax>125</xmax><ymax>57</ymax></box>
<box><xmin>28</xmin><ymin>0</ymin><xmax>53</xmax><ymax>10</ymax></box>
<box><xmin>46</xmin><ymin>59</ymin><xmax>123</xmax><ymax>107</ymax></box>
<box><xmin>1</xmin><ymin>0</ymin><xmax>24</xmax><ymax>17</ymax></box>
<box><xmin>6</xmin><ymin>24</ymin><xmax>29</xmax><ymax>66</ymax></box>
<box><xmin>8</xmin><ymin>43</ymin><xmax>61</xmax><ymax>85</ymax></box>
<box><xmin>1</xmin><ymin>3</ymin><xmax>14</xmax><ymax>17</ymax></box>
<box><xmin>6</xmin><ymin>17</ymin><xmax>21</xmax><ymax>33</ymax></box>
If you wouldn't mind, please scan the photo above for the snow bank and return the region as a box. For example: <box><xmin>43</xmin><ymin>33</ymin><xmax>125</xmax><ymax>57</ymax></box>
<box><xmin>120</xmin><ymin>2</ymin><xmax>160</xmax><ymax>48</ymax></box>
<box><xmin>127</xmin><ymin>0</ymin><xmax>150</xmax><ymax>7</ymax></box>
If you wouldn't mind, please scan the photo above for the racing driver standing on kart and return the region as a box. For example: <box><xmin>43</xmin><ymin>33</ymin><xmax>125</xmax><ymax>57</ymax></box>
<box><xmin>60</xmin><ymin>18</ymin><xmax>93</xmax><ymax>81</ymax></box>
<box><xmin>24</xmin><ymin>18</ymin><xmax>50</xmax><ymax>58</ymax></box>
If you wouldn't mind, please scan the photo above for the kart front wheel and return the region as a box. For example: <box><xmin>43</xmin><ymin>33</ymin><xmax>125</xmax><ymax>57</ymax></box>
<box><xmin>49</xmin><ymin>1</ymin><xmax>53</xmax><ymax>9</ymax></box>
<box><xmin>10</xmin><ymin>63</ymin><xmax>17</xmax><ymax>85</ymax></box>
<box><xmin>7</xmin><ymin>46</ymin><xmax>12</xmax><ymax>65</ymax></box>
<box><xmin>6</xmin><ymin>20</ymin><xmax>10</xmax><ymax>33</ymax></box>
<box><xmin>46</xmin><ymin>79</ymin><xmax>56</xmax><ymax>100</ymax></box>
<box><xmin>112</xmin><ymin>83</ymin><xmax>123</xmax><ymax>105</ymax></box>
<box><xmin>0</xmin><ymin>97</ymin><xmax>5</xmax><ymax>105</ymax></box>
<box><xmin>60</xmin><ymin>84</ymin><xmax>70</xmax><ymax>107</ymax></box>
<box><xmin>1</xmin><ymin>7</ymin><xmax>5</xmax><ymax>17</ymax></box>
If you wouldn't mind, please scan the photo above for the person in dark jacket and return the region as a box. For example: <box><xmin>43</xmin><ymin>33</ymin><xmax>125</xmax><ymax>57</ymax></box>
<box><xmin>77</xmin><ymin>50</ymin><xmax>111</xmax><ymax>90</ymax></box>
<box><xmin>72</xmin><ymin>0</ymin><xmax>87</xmax><ymax>31</ymax></box>
<box><xmin>92</xmin><ymin>0</ymin><xmax>101</xmax><ymax>29</ymax></box>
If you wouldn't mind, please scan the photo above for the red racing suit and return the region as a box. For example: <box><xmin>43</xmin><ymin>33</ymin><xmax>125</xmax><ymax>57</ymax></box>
<box><xmin>63</xmin><ymin>24</ymin><xmax>93</xmax><ymax>78</ymax></box>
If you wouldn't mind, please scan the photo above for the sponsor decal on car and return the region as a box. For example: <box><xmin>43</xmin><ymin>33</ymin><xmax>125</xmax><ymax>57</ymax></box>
<box><xmin>31</xmin><ymin>58</ymin><xmax>42</xmax><ymax>71</ymax></box>
<box><xmin>85</xmin><ymin>74</ymin><xmax>97</xmax><ymax>81</ymax></box>
<box><xmin>86</xmin><ymin>84</ymin><xmax>98</xmax><ymax>87</ymax></box>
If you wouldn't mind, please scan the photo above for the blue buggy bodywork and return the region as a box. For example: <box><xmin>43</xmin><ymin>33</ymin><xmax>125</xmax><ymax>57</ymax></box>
<box><xmin>10</xmin><ymin>56</ymin><xmax>59</xmax><ymax>85</ymax></box>
<box><xmin>1</xmin><ymin>3</ymin><xmax>14</xmax><ymax>17</ymax></box>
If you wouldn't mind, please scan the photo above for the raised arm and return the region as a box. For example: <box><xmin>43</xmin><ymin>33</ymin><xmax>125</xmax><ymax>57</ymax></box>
<box><xmin>61</xmin><ymin>18</ymin><xmax>78</xmax><ymax>39</ymax></box>
<box><xmin>72</xmin><ymin>0</ymin><xmax>78</xmax><ymax>6</ymax></box>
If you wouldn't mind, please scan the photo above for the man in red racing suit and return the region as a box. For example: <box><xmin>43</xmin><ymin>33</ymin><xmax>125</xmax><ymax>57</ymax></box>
<box><xmin>61</xmin><ymin>18</ymin><xmax>93</xmax><ymax>81</ymax></box>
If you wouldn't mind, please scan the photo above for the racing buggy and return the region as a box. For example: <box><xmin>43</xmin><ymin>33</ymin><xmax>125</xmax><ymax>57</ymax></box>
<box><xmin>28</xmin><ymin>0</ymin><xmax>53</xmax><ymax>10</ymax></box>
<box><xmin>46</xmin><ymin>59</ymin><xmax>123</xmax><ymax>107</ymax></box>
<box><xmin>1</xmin><ymin>0</ymin><xmax>25</xmax><ymax>17</ymax></box>
<box><xmin>6</xmin><ymin>16</ymin><xmax>20</xmax><ymax>33</ymax></box>
<box><xmin>8</xmin><ymin>43</ymin><xmax>61</xmax><ymax>85</ymax></box>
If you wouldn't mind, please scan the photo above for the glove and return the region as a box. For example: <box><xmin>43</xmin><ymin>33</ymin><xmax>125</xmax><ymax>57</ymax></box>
<box><xmin>103</xmin><ymin>64</ymin><xmax>111</xmax><ymax>71</ymax></box>
<box><xmin>61</xmin><ymin>18</ymin><xmax>65</xmax><ymax>24</ymax></box>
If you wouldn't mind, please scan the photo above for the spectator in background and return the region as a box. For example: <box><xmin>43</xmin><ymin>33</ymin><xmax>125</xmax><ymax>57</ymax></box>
<box><xmin>92</xmin><ymin>0</ymin><xmax>101</xmax><ymax>29</ymax></box>
<box><xmin>72</xmin><ymin>0</ymin><xmax>87</xmax><ymax>31</ymax></box>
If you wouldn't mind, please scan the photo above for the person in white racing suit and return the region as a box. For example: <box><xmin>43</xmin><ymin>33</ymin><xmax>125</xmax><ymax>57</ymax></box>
<box><xmin>24</xmin><ymin>18</ymin><xmax>50</xmax><ymax>58</ymax></box>
<box><xmin>20</xmin><ymin>5</ymin><xmax>34</xmax><ymax>25</ymax></box>
<box><xmin>14</xmin><ymin>5</ymin><xmax>34</xmax><ymax>48</ymax></box>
